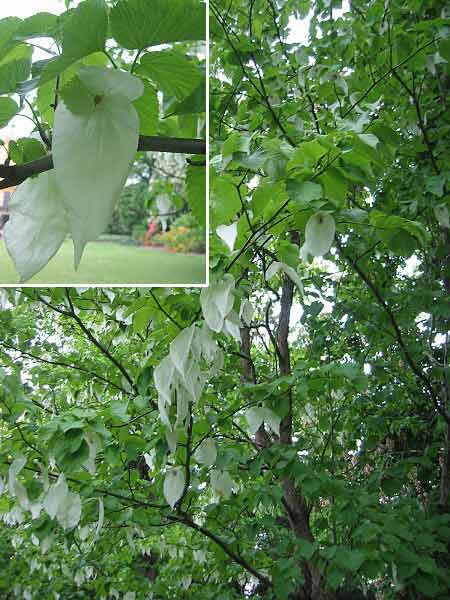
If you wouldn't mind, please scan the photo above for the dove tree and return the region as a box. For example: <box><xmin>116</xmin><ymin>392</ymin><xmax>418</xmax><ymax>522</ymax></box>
<box><xmin>0</xmin><ymin>0</ymin><xmax>206</xmax><ymax>281</ymax></box>
<box><xmin>1</xmin><ymin>0</ymin><xmax>450</xmax><ymax>600</ymax></box>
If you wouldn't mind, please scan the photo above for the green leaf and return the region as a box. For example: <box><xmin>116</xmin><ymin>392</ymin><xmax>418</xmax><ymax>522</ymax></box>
<box><xmin>133</xmin><ymin>79</ymin><xmax>159</xmax><ymax>136</ymax></box>
<box><xmin>211</xmin><ymin>177</ymin><xmax>241</xmax><ymax>226</ymax></box>
<box><xmin>262</xmin><ymin>138</ymin><xmax>293</xmax><ymax>179</ymax></box>
<box><xmin>288</xmin><ymin>140</ymin><xmax>327</xmax><ymax>170</ymax></box>
<box><xmin>318</xmin><ymin>167</ymin><xmax>348</xmax><ymax>206</ymax></box>
<box><xmin>15</xmin><ymin>13</ymin><xmax>58</xmax><ymax>40</ymax></box>
<box><xmin>41</xmin><ymin>0</ymin><xmax>108</xmax><ymax>84</ymax></box>
<box><xmin>287</xmin><ymin>180</ymin><xmax>323</xmax><ymax>204</ymax></box>
<box><xmin>110</xmin><ymin>0</ymin><xmax>205</xmax><ymax>50</ymax></box>
<box><xmin>0</xmin><ymin>96</ymin><xmax>18</xmax><ymax>127</ymax></box>
<box><xmin>0</xmin><ymin>17</ymin><xmax>22</xmax><ymax>55</ymax></box>
<box><xmin>426</xmin><ymin>174</ymin><xmax>446</xmax><ymax>197</ymax></box>
<box><xmin>186</xmin><ymin>165</ymin><xmax>206</xmax><ymax>228</ymax></box>
<box><xmin>297</xmin><ymin>539</ymin><xmax>315</xmax><ymax>560</ymax></box>
<box><xmin>369</xmin><ymin>210</ymin><xmax>429</xmax><ymax>255</ymax></box>
<box><xmin>110</xmin><ymin>400</ymin><xmax>129</xmax><ymax>422</ymax></box>
<box><xmin>59</xmin><ymin>76</ymin><xmax>95</xmax><ymax>115</ymax></box>
<box><xmin>9</xmin><ymin>137</ymin><xmax>46</xmax><ymax>165</ymax></box>
<box><xmin>167</xmin><ymin>80</ymin><xmax>206</xmax><ymax>116</ymax></box>
<box><xmin>37</xmin><ymin>79</ymin><xmax>56</xmax><ymax>126</ymax></box>
<box><xmin>222</xmin><ymin>133</ymin><xmax>251</xmax><ymax>157</ymax></box>
<box><xmin>277</xmin><ymin>240</ymin><xmax>299</xmax><ymax>267</ymax></box>
<box><xmin>132</xmin><ymin>306</ymin><xmax>153</xmax><ymax>334</ymax></box>
<box><xmin>0</xmin><ymin>44</ymin><xmax>32</xmax><ymax>95</ymax></box>
<box><xmin>137</xmin><ymin>50</ymin><xmax>202</xmax><ymax>101</ymax></box>
<box><xmin>251</xmin><ymin>181</ymin><xmax>287</xmax><ymax>218</ymax></box>
<box><xmin>335</xmin><ymin>549</ymin><xmax>366</xmax><ymax>573</ymax></box>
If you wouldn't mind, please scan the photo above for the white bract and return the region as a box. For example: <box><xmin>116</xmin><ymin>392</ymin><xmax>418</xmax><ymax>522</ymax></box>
<box><xmin>84</xmin><ymin>432</ymin><xmax>99</xmax><ymax>475</ymax></box>
<box><xmin>210</xmin><ymin>470</ymin><xmax>235</xmax><ymax>500</ymax></box>
<box><xmin>245</xmin><ymin>407</ymin><xmax>264</xmax><ymax>435</ymax></box>
<box><xmin>239</xmin><ymin>299</ymin><xmax>255</xmax><ymax>326</ymax></box>
<box><xmin>301</xmin><ymin>211</ymin><xmax>336</xmax><ymax>258</ymax></box>
<box><xmin>53</xmin><ymin>66</ymin><xmax>143</xmax><ymax>267</ymax></box>
<box><xmin>169</xmin><ymin>325</ymin><xmax>196</xmax><ymax>377</ymax></box>
<box><xmin>156</xmin><ymin>194</ymin><xmax>173</xmax><ymax>231</ymax></box>
<box><xmin>223</xmin><ymin>310</ymin><xmax>242</xmax><ymax>342</ymax></box>
<box><xmin>245</xmin><ymin>406</ymin><xmax>281</xmax><ymax>437</ymax></box>
<box><xmin>200</xmin><ymin>274</ymin><xmax>235</xmax><ymax>332</ymax></box>
<box><xmin>143</xmin><ymin>450</ymin><xmax>156</xmax><ymax>471</ymax></box>
<box><xmin>8</xmin><ymin>457</ymin><xmax>29</xmax><ymax>510</ymax></box>
<box><xmin>194</xmin><ymin>438</ymin><xmax>217</xmax><ymax>466</ymax></box>
<box><xmin>44</xmin><ymin>474</ymin><xmax>68</xmax><ymax>518</ymax></box>
<box><xmin>4</xmin><ymin>67</ymin><xmax>144</xmax><ymax>279</ymax></box>
<box><xmin>95</xmin><ymin>498</ymin><xmax>104</xmax><ymax>541</ymax></box>
<box><xmin>57</xmin><ymin>491</ymin><xmax>82</xmax><ymax>530</ymax></box>
<box><xmin>434</xmin><ymin>204</ymin><xmax>449</xmax><ymax>229</ymax></box>
<box><xmin>154</xmin><ymin>324</ymin><xmax>222</xmax><ymax>441</ymax></box>
<box><xmin>263</xmin><ymin>408</ymin><xmax>281</xmax><ymax>436</ymax></box>
<box><xmin>4</xmin><ymin>172</ymin><xmax>69</xmax><ymax>282</ymax></box>
<box><xmin>43</xmin><ymin>473</ymin><xmax>81</xmax><ymax>530</ymax></box>
<box><xmin>163</xmin><ymin>467</ymin><xmax>185</xmax><ymax>509</ymax></box>
<box><xmin>193</xmin><ymin>549</ymin><xmax>206</xmax><ymax>563</ymax></box>
<box><xmin>216</xmin><ymin>222</ymin><xmax>238</xmax><ymax>252</ymax></box>
<box><xmin>265</xmin><ymin>261</ymin><xmax>303</xmax><ymax>293</ymax></box>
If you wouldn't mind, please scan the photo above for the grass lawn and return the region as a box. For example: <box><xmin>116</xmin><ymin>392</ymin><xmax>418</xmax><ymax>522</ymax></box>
<box><xmin>0</xmin><ymin>239</ymin><xmax>206</xmax><ymax>285</ymax></box>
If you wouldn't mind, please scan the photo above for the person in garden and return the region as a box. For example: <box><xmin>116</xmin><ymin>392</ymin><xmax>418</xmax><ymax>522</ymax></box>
<box><xmin>143</xmin><ymin>216</ymin><xmax>160</xmax><ymax>246</ymax></box>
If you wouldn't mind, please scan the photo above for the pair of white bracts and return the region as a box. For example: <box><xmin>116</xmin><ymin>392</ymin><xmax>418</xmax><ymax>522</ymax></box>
<box><xmin>4</xmin><ymin>66</ymin><xmax>144</xmax><ymax>281</ymax></box>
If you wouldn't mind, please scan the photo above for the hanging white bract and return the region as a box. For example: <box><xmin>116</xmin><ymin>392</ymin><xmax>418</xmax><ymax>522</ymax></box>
<box><xmin>300</xmin><ymin>211</ymin><xmax>336</xmax><ymax>259</ymax></box>
<box><xmin>265</xmin><ymin>261</ymin><xmax>304</xmax><ymax>293</ymax></box>
<box><xmin>194</xmin><ymin>438</ymin><xmax>217</xmax><ymax>466</ymax></box>
<box><xmin>43</xmin><ymin>473</ymin><xmax>82</xmax><ymax>530</ymax></box>
<box><xmin>200</xmin><ymin>274</ymin><xmax>241</xmax><ymax>339</ymax></box>
<box><xmin>154</xmin><ymin>323</ymin><xmax>222</xmax><ymax>441</ymax></box>
<box><xmin>156</xmin><ymin>193</ymin><xmax>173</xmax><ymax>231</ymax></box>
<box><xmin>53</xmin><ymin>66</ymin><xmax>143</xmax><ymax>266</ymax></box>
<box><xmin>4</xmin><ymin>66</ymin><xmax>144</xmax><ymax>280</ymax></box>
<box><xmin>216</xmin><ymin>222</ymin><xmax>238</xmax><ymax>252</ymax></box>
<box><xmin>4</xmin><ymin>171</ymin><xmax>69</xmax><ymax>282</ymax></box>
<box><xmin>163</xmin><ymin>466</ymin><xmax>185</xmax><ymax>509</ymax></box>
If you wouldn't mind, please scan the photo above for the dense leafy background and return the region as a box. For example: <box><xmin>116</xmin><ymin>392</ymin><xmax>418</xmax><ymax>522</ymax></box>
<box><xmin>1</xmin><ymin>0</ymin><xmax>450</xmax><ymax>599</ymax></box>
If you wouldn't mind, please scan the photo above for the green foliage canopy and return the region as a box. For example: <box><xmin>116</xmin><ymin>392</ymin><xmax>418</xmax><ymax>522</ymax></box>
<box><xmin>1</xmin><ymin>0</ymin><xmax>450</xmax><ymax>599</ymax></box>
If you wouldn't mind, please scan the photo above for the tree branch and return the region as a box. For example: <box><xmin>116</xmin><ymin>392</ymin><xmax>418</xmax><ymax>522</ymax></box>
<box><xmin>177</xmin><ymin>512</ymin><xmax>272</xmax><ymax>589</ymax></box>
<box><xmin>336</xmin><ymin>238</ymin><xmax>449</xmax><ymax>424</ymax></box>
<box><xmin>0</xmin><ymin>339</ymin><xmax>131</xmax><ymax>396</ymax></box>
<box><xmin>0</xmin><ymin>135</ymin><xmax>206</xmax><ymax>189</ymax></box>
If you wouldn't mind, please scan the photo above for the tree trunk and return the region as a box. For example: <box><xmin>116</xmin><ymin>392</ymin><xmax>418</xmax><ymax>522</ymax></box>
<box><xmin>277</xmin><ymin>272</ymin><xmax>334</xmax><ymax>600</ymax></box>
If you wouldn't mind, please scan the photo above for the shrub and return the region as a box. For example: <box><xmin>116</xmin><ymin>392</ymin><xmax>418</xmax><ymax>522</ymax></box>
<box><xmin>155</xmin><ymin>213</ymin><xmax>205</xmax><ymax>253</ymax></box>
<box><xmin>108</xmin><ymin>183</ymin><xmax>149</xmax><ymax>235</ymax></box>
<box><xmin>131</xmin><ymin>223</ymin><xmax>147</xmax><ymax>243</ymax></box>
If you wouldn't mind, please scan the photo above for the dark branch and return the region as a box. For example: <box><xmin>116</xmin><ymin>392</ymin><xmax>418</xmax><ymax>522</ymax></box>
<box><xmin>0</xmin><ymin>135</ymin><xmax>206</xmax><ymax>189</ymax></box>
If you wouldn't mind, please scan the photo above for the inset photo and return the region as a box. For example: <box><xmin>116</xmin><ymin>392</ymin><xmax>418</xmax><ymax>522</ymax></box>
<box><xmin>0</xmin><ymin>0</ymin><xmax>207</xmax><ymax>286</ymax></box>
